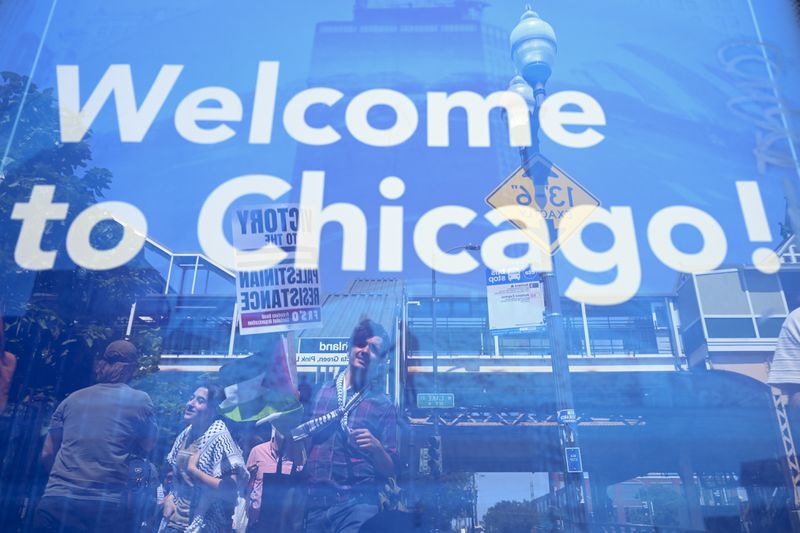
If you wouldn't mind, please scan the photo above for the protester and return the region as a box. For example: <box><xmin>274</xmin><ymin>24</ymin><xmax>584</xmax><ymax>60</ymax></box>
<box><xmin>246</xmin><ymin>425</ymin><xmax>305</xmax><ymax>532</ymax></box>
<box><xmin>302</xmin><ymin>318</ymin><xmax>400</xmax><ymax>533</ymax></box>
<box><xmin>768</xmin><ymin>307</ymin><xmax>800</xmax><ymax>438</ymax></box>
<box><xmin>34</xmin><ymin>340</ymin><xmax>158</xmax><ymax>533</ymax></box>
<box><xmin>161</xmin><ymin>383</ymin><xmax>248</xmax><ymax>533</ymax></box>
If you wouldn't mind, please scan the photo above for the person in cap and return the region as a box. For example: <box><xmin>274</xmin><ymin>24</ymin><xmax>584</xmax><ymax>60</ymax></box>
<box><xmin>33</xmin><ymin>339</ymin><xmax>158</xmax><ymax>533</ymax></box>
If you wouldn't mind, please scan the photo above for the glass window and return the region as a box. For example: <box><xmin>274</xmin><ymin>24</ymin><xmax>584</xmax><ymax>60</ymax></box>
<box><xmin>757</xmin><ymin>316</ymin><xmax>786</xmax><ymax>338</ymax></box>
<box><xmin>780</xmin><ymin>271</ymin><xmax>800</xmax><ymax>310</ymax></box>
<box><xmin>586</xmin><ymin>301</ymin><xmax>659</xmax><ymax>355</ymax></box>
<box><xmin>695</xmin><ymin>271</ymin><xmax>751</xmax><ymax>315</ymax></box>
<box><xmin>743</xmin><ymin>270</ymin><xmax>787</xmax><ymax>316</ymax></box>
<box><xmin>705</xmin><ymin>317</ymin><xmax>756</xmax><ymax>338</ymax></box>
<box><xmin>3</xmin><ymin>3</ymin><xmax>800</xmax><ymax>532</ymax></box>
<box><xmin>677</xmin><ymin>278</ymin><xmax>702</xmax><ymax>327</ymax></box>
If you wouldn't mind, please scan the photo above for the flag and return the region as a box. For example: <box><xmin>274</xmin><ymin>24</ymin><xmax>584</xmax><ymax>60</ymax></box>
<box><xmin>218</xmin><ymin>334</ymin><xmax>303</xmax><ymax>433</ymax></box>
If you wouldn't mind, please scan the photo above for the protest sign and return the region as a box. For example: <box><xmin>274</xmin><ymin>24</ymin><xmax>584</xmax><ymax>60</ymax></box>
<box><xmin>233</xmin><ymin>204</ymin><xmax>322</xmax><ymax>335</ymax></box>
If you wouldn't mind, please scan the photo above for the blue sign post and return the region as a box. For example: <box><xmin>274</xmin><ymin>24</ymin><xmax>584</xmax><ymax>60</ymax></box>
<box><xmin>565</xmin><ymin>447</ymin><xmax>583</xmax><ymax>473</ymax></box>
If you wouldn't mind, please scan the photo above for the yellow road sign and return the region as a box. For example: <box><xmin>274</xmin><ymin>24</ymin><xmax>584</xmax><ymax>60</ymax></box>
<box><xmin>485</xmin><ymin>154</ymin><xmax>599</xmax><ymax>254</ymax></box>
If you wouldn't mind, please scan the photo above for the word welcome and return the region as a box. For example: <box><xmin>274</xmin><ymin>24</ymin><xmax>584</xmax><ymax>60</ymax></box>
<box><xmin>56</xmin><ymin>62</ymin><xmax>606</xmax><ymax>149</ymax></box>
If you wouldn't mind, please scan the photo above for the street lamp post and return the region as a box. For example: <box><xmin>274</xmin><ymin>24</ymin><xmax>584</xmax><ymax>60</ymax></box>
<box><xmin>509</xmin><ymin>7</ymin><xmax>588</xmax><ymax>530</ymax></box>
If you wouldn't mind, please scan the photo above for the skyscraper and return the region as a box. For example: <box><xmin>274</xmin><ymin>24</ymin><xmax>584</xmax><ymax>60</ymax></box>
<box><xmin>292</xmin><ymin>0</ymin><xmax>517</xmax><ymax>288</ymax></box>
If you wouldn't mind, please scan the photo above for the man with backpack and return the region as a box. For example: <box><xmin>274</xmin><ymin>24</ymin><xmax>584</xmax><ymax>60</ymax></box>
<box><xmin>34</xmin><ymin>340</ymin><xmax>158</xmax><ymax>533</ymax></box>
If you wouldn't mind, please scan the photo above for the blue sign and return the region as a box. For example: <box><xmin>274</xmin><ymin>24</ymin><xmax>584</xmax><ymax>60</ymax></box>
<box><xmin>565</xmin><ymin>447</ymin><xmax>583</xmax><ymax>473</ymax></box>
<box><xmin>296</xmin><ymin>337</ymin><xmax>350</xmax><ymax>366</ymax></box>
<box><xmin>298</xmin><ymin>337</ymin><xmax>349</xmax><ymax>354</ymax></box>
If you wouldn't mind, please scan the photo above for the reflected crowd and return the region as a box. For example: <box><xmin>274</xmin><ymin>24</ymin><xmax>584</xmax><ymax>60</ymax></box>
<box><xmin>19</xmin><ymin>318</ymin><xmax>405</xmax><ymax>533</ymax></box>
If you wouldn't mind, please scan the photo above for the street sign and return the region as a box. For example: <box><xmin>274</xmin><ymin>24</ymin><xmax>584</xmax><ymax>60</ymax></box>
<box><xmin>296</xmin><ymin>337</ymin><xmax>349</xmax><ymax>366</ymax></box>
<box><xmin>565</xmin><ymin>446</ymin><xmax>583</xmax><ymax>473</ymax></box>
<box><xmin>486</xmin><ymin>268</ymin><xmax>544</xmax><ymax>334</ymax></box>
<box><xmin>557</xmin><ymin>408</ymin><xmax>577</xmax><ymax>425</ymax></box>
<box><xmin>417</xmin><ymin>392</ymin><xmax>455</xmax><ymax>409</ymax></box>
<box><xmin>485</xmin><ymin>154</ymin><xmax>599</xmax><ymax>254</ymax></box>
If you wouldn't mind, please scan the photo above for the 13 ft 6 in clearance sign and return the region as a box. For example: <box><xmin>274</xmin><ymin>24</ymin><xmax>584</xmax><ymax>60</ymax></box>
<box><xmin>485</xmin><ymin>154</ymin><xmax>600</xmax><ymax>254</ymax></box>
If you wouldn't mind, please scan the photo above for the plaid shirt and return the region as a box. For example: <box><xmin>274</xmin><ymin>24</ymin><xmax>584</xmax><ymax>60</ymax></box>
<box><xmin>305</xmin><ymin>380</ymin><xmax>399</xmax><ymax>492</ymax></box>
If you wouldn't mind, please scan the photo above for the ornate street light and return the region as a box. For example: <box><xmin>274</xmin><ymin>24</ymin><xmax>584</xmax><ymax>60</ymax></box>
<box><xmin>508</xmin><ymin>6</ymin><xmax>588</xmax><ymax>531</ymax></box>
<box><xmin>510</xmin><ymin>6</ymin><xmax>557</xmax><ymax>93</ymax></box>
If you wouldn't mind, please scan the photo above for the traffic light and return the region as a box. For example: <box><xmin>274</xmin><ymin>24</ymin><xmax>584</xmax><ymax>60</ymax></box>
<box><xmin>427</xmin><ymin>435</ymin><xmax>442</xmax><ymax>478</ymax></box>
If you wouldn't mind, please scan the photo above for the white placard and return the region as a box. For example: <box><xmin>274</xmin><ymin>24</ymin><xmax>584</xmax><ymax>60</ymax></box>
<box><xmin>233</xmin><ymin>204</ymin><xmax>322</xmax><ymax>335</ymax></box>
<box><xmin>486</xmin><ymin>268</ymin><xmax>545</xmax><ymax>334</ymax></box>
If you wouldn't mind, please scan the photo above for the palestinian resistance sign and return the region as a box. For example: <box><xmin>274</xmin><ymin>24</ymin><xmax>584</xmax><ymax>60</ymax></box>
<box><xmin>486</xmin><ymin>268</ymin><xmax>545</xmax><ymax>335</ymax></box>
<box><xmin>232</xmin><ymin>204</ymin><xmax>322</xmax><ymax>335</ymax></box>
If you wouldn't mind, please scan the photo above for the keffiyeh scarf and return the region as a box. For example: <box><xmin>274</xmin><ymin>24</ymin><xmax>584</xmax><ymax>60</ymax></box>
<box><xmin>164</xmin><ymin>419</ymin><xmax>248</xmax><ymax>533</ymax></box>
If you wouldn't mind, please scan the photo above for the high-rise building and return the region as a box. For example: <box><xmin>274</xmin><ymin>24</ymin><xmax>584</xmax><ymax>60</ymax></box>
<box><xmin>291</xmin><ymin>0</ymin><xmax>517</xmax><ymax>287</ymax></box>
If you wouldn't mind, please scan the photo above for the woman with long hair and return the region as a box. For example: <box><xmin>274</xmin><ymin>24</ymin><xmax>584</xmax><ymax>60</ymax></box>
<box><xmin>161</xmin><ymin>383</ymin><xmax>248</xmax><ymax>533</ymax></box>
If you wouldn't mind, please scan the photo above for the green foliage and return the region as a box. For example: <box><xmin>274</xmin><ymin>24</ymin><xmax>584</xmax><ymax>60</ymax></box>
<box><xmin>132</xmin><ymin>370</ymin><xmax>207</xmax><ymax>460</ymax></box>
<box><xmin>411</xmin><ymin>472</ymin><xmax>475</xmax><ymax>532</ymax></box>
<box><xmin>483</xmin><ymin>499</ymin><xmax>537</xmax><ymax>533</ymax></box>
<box><xmin>638</xmin><ymin>484</ymin><xmax>681</xmax><ymax>527</ymax></box>
<box><xmin>0</xmin><ymin>71</ymin><xmax>165</xmax><ymax>399</ymax></box>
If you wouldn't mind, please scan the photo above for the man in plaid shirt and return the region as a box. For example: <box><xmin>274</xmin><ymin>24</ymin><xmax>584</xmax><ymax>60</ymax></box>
<box><xmin>304</xmin><ymin>319</ymin><xmax>399</xmax><ymax>533</ymax></box>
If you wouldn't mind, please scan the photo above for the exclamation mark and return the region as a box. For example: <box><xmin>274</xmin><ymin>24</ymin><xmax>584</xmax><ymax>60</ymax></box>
<box><xmin>736</xmin><ymin>181</ymin><xmax>781</xmax><ymax>274</ymax></box>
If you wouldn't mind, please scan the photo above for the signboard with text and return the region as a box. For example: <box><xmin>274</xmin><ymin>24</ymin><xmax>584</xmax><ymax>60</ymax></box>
<box><xmin>233</xmin><ymin>204</ymin><xmax>322</xmax><ymax>335</ymax></box>
<box><xmin>565</xmin><ymin>447</ymin><xmax>584</xmax><ymax>473</ymax></box>
<box><xmin>417</xmin><ymin>392</ymin><xmax>455</xmax><ymax>409</ymax></box>
<box><xmin>296</xmin><ymin>337</ymin><xmax>350</xmax><ymax>366</ymax></box>
<box><xmin>485</xmin><ymin>154</ymin><xmax>599</xmax><ymax>254</ymax></box>
<box><xmin>486</xmin><ymin>268</ymin><xmax>545</xmax><ymax>335</ymax></box>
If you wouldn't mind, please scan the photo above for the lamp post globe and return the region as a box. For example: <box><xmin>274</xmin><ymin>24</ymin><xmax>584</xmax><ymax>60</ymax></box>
<box><xmin>510</xmin><ymin>6</ymin><xmax>557</xmax><ymax>93</ymax></box>
<box><xmin>507</xmin><ymin>74</ymin><xmax>535</xmax><ymax>113</ymax></box>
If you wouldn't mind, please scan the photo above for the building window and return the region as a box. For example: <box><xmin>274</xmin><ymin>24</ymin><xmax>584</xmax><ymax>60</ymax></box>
<box><xmin>695</xmin><ymin>271</ymin><xmax>750</xmax><ymax>315</ymax></box>
<box><xmin>705</xmin><ymin>318</ymin><xmax>756</xmax><ymax>338</ymax></box>
<box><xmin>756</xmin><ymin>317</ymin><xmax>785</xmax><ymax>338</ymax></box>
<box><xmin>743</xmin><ymin>270</ymin><xmax>787</xmax><ymax>317</ymax></box>
<box><xmin>780</xmin><ymin>271</ymin><xmax>800</xmax><ymax>310</ymax></box>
